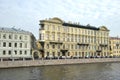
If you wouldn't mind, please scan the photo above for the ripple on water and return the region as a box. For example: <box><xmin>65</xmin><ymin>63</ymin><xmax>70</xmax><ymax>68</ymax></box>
<box><xmin>0</xmin><ymin>63</ymin><xmax>120</xmax><ymax>80</ymax></box>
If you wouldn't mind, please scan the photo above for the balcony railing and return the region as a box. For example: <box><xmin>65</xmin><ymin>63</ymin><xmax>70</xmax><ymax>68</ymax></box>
<box><xmin>99</xmin><ymin>44</ymin><xmax>108</xmax><ymax>47</ymax></box>
<box><xmin>96</xmin><ymin>50</ymin><xmax>102</xmax><ymax>52</ymax></box>
<box><xmin>49</xmin><ymin>41</ymin><xmax>63</xmax><ymax>44</ymax></box>
<box><xmin>77</xmin><ymin>43</ymin><xmax>89</xmax><ymax>46</ymax></box>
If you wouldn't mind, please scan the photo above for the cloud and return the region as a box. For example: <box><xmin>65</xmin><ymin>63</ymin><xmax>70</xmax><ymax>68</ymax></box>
<box><xmin>0</xmin><ymin>0</ymin><xmax>120</xmax><ymax>38</ymax></box>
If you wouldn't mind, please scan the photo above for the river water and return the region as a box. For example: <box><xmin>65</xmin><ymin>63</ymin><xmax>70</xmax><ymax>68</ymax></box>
<box><xmin>0</xmin><ymin>63</ymin><xmax>120</xmax><ymax>80</ymax></box>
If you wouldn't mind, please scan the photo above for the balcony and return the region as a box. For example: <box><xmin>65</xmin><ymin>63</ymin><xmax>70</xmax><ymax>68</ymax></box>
<box><xmin>60</xmin><ymin>49</ymin><xmax>68</xmax><ymax>52</ymax></box>
<box><xmin>99</xmin><ymin>44</ymin><xmax>108</xmax><ymax>47</ymax></box>
<box><xmin>49</xmin><ymin>41</ymin><xmax>63</xmax><ymax>44</ymax></box>
<box><xmin>96</xmin><ymin>50</ymin><xmax>102</xmax><ymax>52</ymax></box>
<box><xmin>77</xmin><ymin>43</ymin><xmax>89</xmax><ymax>46</ymax></box>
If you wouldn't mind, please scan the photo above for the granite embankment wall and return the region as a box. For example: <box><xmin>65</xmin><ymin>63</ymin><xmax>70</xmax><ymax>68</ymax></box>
<box><xmin>0</xmin><ymin>58</ymin><xmax>120</xmax><ymax>68</ymax></box>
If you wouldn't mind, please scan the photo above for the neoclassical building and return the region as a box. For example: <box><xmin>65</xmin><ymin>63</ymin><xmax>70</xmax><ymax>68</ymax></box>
<box><xmin>110</xmin><ymin>37</ymin><xmax>120</xmax><ymax>57</ymax></box>
<box><xmin>38</xmin><ymin>17</ymin><xmax>110</xmax><ymax>59</ymax></box>
<box><xmin>0</xmin><ymin>27</ymin><xmax>36</xmax><ymax>61</ymax></box>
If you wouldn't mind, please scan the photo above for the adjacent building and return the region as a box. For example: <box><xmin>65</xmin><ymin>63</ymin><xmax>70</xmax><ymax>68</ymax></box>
<box><xmin>110</xmin><ymin>37</ymin><xmax>120</xmax><ymax>57</ymax></box>
<box><xmin>0</xmin><ymin>27</ymin><xmax>36</xmax><ymax>61</ymax></box>
<box><xmin>38</xmin><ymin>17</ymin><xmax>110</xmax><ymax>59</ymax></box>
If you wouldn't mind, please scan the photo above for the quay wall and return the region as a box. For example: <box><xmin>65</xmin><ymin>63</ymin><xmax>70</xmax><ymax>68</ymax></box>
<box><xmin>0</xmin><ymin>58</ymin><xmax>120</xmax><ymax>68</ymax></box>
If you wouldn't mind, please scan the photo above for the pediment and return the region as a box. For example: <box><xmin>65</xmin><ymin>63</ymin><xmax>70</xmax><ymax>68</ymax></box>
<box><xmin>99</xmin><ymin>26</ymin><xmax>109</xmax><ymax>31</ymax></box>
<box><xmin>49</xmin><ymin>17</ymin><xmax>63</xmax><ymax>24</ymax></box>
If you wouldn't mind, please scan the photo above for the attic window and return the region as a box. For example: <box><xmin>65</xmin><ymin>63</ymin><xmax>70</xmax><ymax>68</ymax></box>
<box><xmin>3</xmin><ymin>34</ymin><xmax>6</xmax><ymax>39</ymax></box>
<box><xmin>9</xmin><ymin>35</ymin><xmax>12</xmax><ymax>39</ymax></box>
<box><xmin>40</xmin><ymin>24</ymin><xmax>44</xmax><ymax>30</ymax></box>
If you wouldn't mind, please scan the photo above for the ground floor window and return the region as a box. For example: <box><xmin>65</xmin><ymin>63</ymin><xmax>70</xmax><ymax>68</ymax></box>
<box><xmin>75</xmin><ymin>52</ymin><xmax>77</xmax><ymax>56</ymax></box>
<box><xmin>58</xmin><ymin>52</ymin><xmax>60</xmax><ymax>56</ymax></box>
<box><xmin>47</xmin><ymin>52</ymin><xmax>49</xmax><ymax>56</ymax></box>
<box><xmin>53</xmin><ymin>52</ymin><xmax>55</xmax><ymax>57</ymax></box>
<box><xmin>68</xmin><ymin>52</ymin><xmax>70</xmax><ymax>56</ymax></box>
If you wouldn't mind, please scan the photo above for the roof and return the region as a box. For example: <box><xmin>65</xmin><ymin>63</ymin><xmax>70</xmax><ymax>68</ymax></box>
<box><xmin>0</xmin><ymin>27</ymin><xmax>32</xmax><ymax>35</ymax></box>
<box><xmin>110</xmin><ymin>37</ymin><xmax>120</xmax><ymax>40</ymax></box>
<box><xmin>63</xmin><ymin>23</ymin><xmax>99</xmax><ymax>30</ymax></box>
<box><xmin>40</xmin><ymin>17</ymin><xmax>109</xmax><ymax>31</ymax></box>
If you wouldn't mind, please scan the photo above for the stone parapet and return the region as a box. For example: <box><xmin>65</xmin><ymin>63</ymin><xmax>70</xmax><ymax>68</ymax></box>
<box><xmin>0</xmin><ymin>58</ymin><xmax>120</xmax><ymax>68</ymax></box>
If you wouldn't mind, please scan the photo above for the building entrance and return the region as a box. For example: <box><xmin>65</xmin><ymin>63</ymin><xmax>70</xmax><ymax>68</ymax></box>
<box><xmin>33</xmin><ymin>52</ymin><xmax>39</xmax><ymax>59</ymax></box>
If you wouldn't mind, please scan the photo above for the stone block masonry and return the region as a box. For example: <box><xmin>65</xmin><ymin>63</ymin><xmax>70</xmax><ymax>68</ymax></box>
<box><xmin>0</xmin><ymin>58</ymin><xmax>120</xmax><ymax>68</ymax></box>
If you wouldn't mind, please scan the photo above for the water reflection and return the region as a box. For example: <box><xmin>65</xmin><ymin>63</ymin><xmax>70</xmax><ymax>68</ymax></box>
<box><xmin>0</xmin><ymin>63</ymin><xmax>120</xmax><ymax>80</ymax></box>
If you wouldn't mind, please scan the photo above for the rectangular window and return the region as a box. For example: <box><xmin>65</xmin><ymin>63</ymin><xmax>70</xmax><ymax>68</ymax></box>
<box><xmin>58</xmin><ymin>26</ymin><xmax>60</xmax><ymax>31</ymax></box>
<box><xmin>15</xmin><ymin>43</ymin><xmax>17</xmax><ymax>47</ymax></box>
<box><xmin>52</xmin><ymin>25</ymin><xmax>55</xmax><ymax>31</ymax></box>
<box><xmin>71</xmin><ymin>45</ymin><xmax>73</xmax><ymax>49</ymax></box>
<box><xmin>41</xmin><ymin>24</ymin><xmax>44</xmax><ymax>30</ymax></box>
<box><xmin>41</xmin><ymin>33</ymin><xmax>44</xmax><ymax>40</ymax></box>
<box><xmin>58</xmin><ymin>44</ymin><xmax>60</xmax><ymax>49</ymax></box>
<box><xmin>9</xmin><ymin>43</ymin><xmax>12</xmax><ymax>47</ymax></box>
<box><xmin>19</xmin><ymin>36</ymin><xmax>22</xmax><ymax>40</ymax></box>
<box><xmin>3</xmin><ymin>34</ymin><xmax>6</xmax><ymax>39</ymax></box>
<box><xmin>25</xmin><ymin>36</ymin><xmax>27</xmax><ymax>40</ymax></box>
<box><xmin>46</xmin><ymin>25</ymin><xmax>49</xmax><ymax>30</ymax></box>
<box><xmin>67</xmin><ymin>35</ymin><xmax>69</xmax><ymax>42</ymax></box>
<box><xmin>47</xmin><ymin>52</ymin><xmax>49</xmax><ymax>56</ymax></box>
<box><xmin>63</xmin><ymin>34</ymin><xmax>65</xmax><ymax>41</ymax></box>
<box><xmin>68</xmin><ymin>52</ymin><xmax>70</xmax><ymax>56</ymax></box>
<box><xmin>24</xmin><ymin>51</ymin><xmax>27</xmax><ymax>55</ymax></box>
<box><xmin>39</xmin><ymin>34</ymin><xmax>41</xmax><ymax>40</ymax></box>
<box><xmin>75</xmin><ymin>52</ymin><xmax>77</xmax><ymax>56</ymax></box>
<box><xmin>14</xmin><ymin>50</ymin><xmax>17</xmax><ymax>55</ymax></box>
<box><xmin>47</xmin><ymin>44</ymin><xmax>49</xmax><ymax>49</ymax></box>
<box><xmin>63</xmin><ymin>45</ymin><xmax>65</xmax><ymax>49</ymax></box>
<box><xmin>52</xmin><ymin>52</ymin><xmax>55</xmax><ymax>57</ymax></box>
<box><xmin>3</xmin><ymin>42</ymin><xmax>6</xmax><ymax>47</ymax></box>
<box><xmin>3</xmin><ymin>50</ymin><xmax>6</xmax><ymax>55</ymax></box>
<box><xmin>52</xmin><ymin>33</ymin><xmax>55</xmax><ymax>41</ymax></box>
<box><xmin>25</xmin><ymin>43</ymin><xmax>27</xmax><ymax>48</ymax></box>
<box><xmin>20</xmin><ymin>51</ymin><xmax>22</xmax><ymax>55</ymax></box>
<box><xmin>46</xmin><ymin>33</ymin><xmax>49</xmax><ymax>40</ymax></box>
<box><xmin>58</xmin><ymin>52</ymin><xmax>60</xmax><ymax>56</ymax></box>
<box><xmin>14</xmin><ymin>35</ymin><xmax>17</xmax><ymax>39</ymax></box>
<box><xmin>58</xmin><ymin>34</ymin><xmax>60</xmax><ymax>41</ymax></box>
<box><xmin>9</xmin><ymin>35</ymin><xmax>12</xmax><ymax>39</ymax></box>
<box><xmin>20</xmin><ymin>43</ymin><xmax>22</xmax><ymax>48</ymax></box>
<box><xmin>9</xmin><ymin>50</ymin><xmax>11</xmax><ymax>55</ymax></box>
<box><xmin>52</xmin><ymin>45</ymin><xmax>55</xmax><ymax>49</ymax></box>
<box><xmin>75</xmin><ymin>45</ymin><xmax>77</xmax><ymax>49</ymax></box>
<box><xmin>71</xmin><ymin>28</ymin><xmax>73</xmax><ymax>32</ymax></box>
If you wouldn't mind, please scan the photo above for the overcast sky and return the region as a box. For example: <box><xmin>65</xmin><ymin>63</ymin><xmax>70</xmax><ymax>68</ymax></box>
<box><xmin>0</xmin><ymin>0</ymin><xmax>120</xmax><ymax>39</ymax></box>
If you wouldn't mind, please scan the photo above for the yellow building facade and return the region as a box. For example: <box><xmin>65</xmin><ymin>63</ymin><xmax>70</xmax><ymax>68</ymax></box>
<box><xmin>38</xmin><ymin>17</ymin><xmax>110</xmax><ymax>59</ymax></box>
<box><xmin>110</xmin><ymin>37</ymin><xmax>120</xmax><ymax>57</ymax></box>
